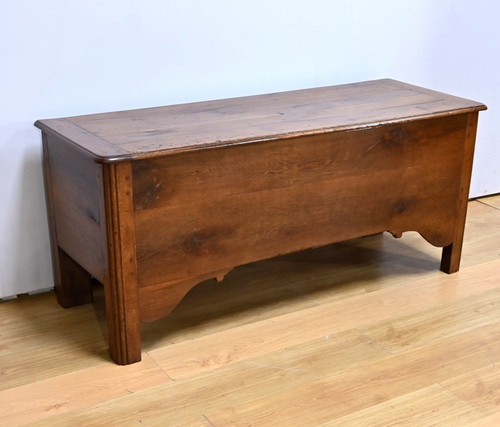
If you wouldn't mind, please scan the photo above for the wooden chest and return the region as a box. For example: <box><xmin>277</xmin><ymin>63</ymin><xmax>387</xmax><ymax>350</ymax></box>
<box><xmin>36</xmin><ymin>79</ymin><xmax>486</xmax><ymax>364</ymax></box>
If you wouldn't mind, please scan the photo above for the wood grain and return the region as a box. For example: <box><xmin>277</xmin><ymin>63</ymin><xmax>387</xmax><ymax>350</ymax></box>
<box><xmin>132</xmin><ymin>115</ymin><xmax>467</xmax><ymax>295</ymax></box>
<box><xmin>359</xmin><ymin>280</ymin><xmax>500</xmax><ymax>353</ymax></box>
<box><xmin>43</xmin><ymin>132</ymin><xmax>107</xmax><ymax>283</ymax></box>
<box><xmin>35</xmin><ymin>79</ymin><xmax>485</xmax><ymax>161</ymax></box>
<box><xmin>467</xmin><ymin>411</ymin><xmax>500</xmax><ymax>427</ymax></box>
<box><xmin>26</xmin><ymin>331</ymin><xmax>389</xmax><ymax>426</ymax></box>
<box><xmin>204</xmin><ymin>322</ymin><xmax>500</xmax><ymax>425</ymax></box>
<box><xmin>320</xmin><ymin>384</ymin><xmax>484</xmax><ymax>426</ymax></box>
<box><xmin>0</xmin><ymin>292</ymin><xmax>107</xmax><ymax>391</ymax></box>
<box><xmin>0</xmin><ymin>354</ymin><xmax>169</xmax><ymax>426</ymax></box>
<box><xmin>442</xmin><ymin>365</ymin><xmax>500</xmax><ymax>415</ymax></box>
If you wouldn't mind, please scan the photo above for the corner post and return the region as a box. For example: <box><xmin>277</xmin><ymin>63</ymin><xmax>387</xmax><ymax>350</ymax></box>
<box><xmin>103</xmin><ymin>161</ymin><xmax>141</xmax><ymax>364</ymax></box>
<box><xmin>440</xmin><ymin>112</ymin><xmax>480</xmax><ymax>274</ymax></box>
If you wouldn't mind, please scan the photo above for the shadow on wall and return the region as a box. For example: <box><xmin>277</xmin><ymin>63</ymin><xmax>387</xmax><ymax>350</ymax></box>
<box><xmin>0</xmin><ymin>122</ymin><xmax>53</xmax><ymax>298</ymax></box>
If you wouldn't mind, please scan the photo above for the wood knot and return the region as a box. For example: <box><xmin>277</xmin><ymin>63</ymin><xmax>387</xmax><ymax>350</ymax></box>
<box><xmin>389</xmin><ymin>127</ymin><xmax>408</xmax><ymax>145</ymax></box>
<box><xmin>365</xmin><ymin>126</ymin><xmax>408</xmax><ymax>154</ymax></box>
<box><xmin>394</xmin><ymin>201</ymin><xmax>407</xmax><ymax>214</ymax></box>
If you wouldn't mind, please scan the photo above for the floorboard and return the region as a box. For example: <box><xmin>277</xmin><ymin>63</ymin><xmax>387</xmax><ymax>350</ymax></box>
<box><xmin>1</xmin><ymin>199</ymin><xmax>499</xmax><ymax>426</ymax></box>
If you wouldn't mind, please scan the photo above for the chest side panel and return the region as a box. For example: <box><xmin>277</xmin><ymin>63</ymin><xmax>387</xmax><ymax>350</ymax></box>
<box><xmin>44</xmin><ymin>134</ymin><xmax>107</xmax><ymax>282</ymax></box>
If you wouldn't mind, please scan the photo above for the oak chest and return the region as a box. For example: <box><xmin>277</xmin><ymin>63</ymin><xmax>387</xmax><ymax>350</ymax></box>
<box><xmin>36</xmin><ymin>79</ymin><xmax>486</xmax><ymax>364</ymax></box>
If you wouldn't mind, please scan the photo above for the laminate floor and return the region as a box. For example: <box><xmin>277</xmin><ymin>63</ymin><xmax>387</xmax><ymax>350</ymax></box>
<box><xmin>1</xmin><ymin>196</ymin><xmax>499</xmax><ymax>426</ymax></box>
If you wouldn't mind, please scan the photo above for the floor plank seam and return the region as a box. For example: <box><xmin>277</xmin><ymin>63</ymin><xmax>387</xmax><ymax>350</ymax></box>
<box><xmin>146</xmin><ymin>351</ymin><xmax>176</xmax><ymax>382</ymax></box>
<box><xmin>475</xmin><ymin>199</ymin><xmax>500</xmax><ymax>211</ymax></box>
<box><xmin>202</xmin><ymin>413</ymin><xmax>216</xmax><ymax>426</ymax></box>
<box><xmin>437</xmin><ymin>381</ymin><xmax>490</xmax><ymax>417</ymax></box>
<box><xmin>355</xmin><ymin>328</ymin><xmax>395</xmax><ymax>355</ymax></box>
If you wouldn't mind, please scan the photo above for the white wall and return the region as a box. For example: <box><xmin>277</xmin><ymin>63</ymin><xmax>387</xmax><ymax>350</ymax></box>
<box><xmin>1</xmin><ymin>0</ymin><xmax>499</xmax><ymax>298</ymax></box>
